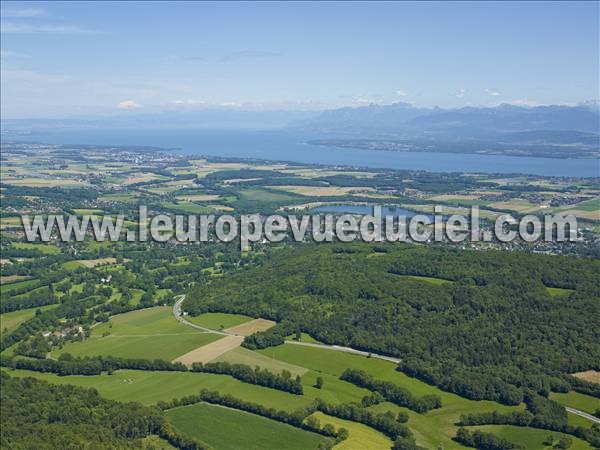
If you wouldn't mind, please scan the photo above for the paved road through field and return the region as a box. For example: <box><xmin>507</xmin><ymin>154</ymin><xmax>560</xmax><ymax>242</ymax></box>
<box><xmin>172</xmin><ymin>295</ymin><xmax>237</xmax><ymax>336</ymax></box>
<box><xmin>173</xmin><ymin>295</ymin><xmax>599</xmax><ymax>425</ymax></box>
<box><xmin>565</xmin><ymin>407</ymin><xmax>600</xmax><ymax>424</ymax></box>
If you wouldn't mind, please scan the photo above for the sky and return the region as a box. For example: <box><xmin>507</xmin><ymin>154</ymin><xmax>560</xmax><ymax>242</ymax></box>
<box><xmin>1</xmin><ymin>1</ymin><xmax>598</xmax><ymax>118</ymax></box>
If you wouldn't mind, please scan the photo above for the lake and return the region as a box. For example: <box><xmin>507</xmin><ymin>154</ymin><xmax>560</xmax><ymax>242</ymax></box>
<box><xmin>4</xmin><ymin>128</ymin><xmax>599</xmax><ymax>177</ymax></box>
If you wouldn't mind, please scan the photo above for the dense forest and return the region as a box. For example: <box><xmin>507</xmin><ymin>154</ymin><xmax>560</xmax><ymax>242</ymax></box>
<box><xmin>0</xmin><ymin>372</ymin><xmax>208</xmax><ymax>449</ymax></box>
<box><xmin>185</xmin><ymin>243</ymin><xmax>600</xmax><ymax>405</ymax></box>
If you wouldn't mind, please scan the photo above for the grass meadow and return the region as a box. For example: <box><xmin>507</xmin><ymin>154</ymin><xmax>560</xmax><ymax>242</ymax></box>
<box><xmin>166</xmin><ymin>403</ymin><xmax>329</xmax><ymax>450</ymax></box>
<box><xmin>51</xmin><ymin>307</ymin><xmax>222</xmax><ymax>361</ymax></box>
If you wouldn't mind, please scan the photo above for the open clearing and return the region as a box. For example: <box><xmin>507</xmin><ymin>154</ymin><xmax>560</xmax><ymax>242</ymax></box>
<box><xmin>166</xmin><ymin>403</ymin><xmax>328</xmax><ymax>450</ymax></box>
<box><xmin>142</xmin><ymin>435</ymin><xmax>176</xmax><ymax>449</ymax></box>
<box><xmin>74</xmin><ymin>257</ymin><xmax>119</xmax><ymax>268</ymax></box>
<box><xmin>5</xmin><ymin>368</ymin><xmax>313</xmax><ymax>410</ymax></box>
<box><xmin>307</xmin><ymin>411</ymin><xmax>392</xmax><ymax>450</ymax></box>
<box><xmin>258</xmin><ymin>343</ymin><xmax>525</xmax><ymax>449</ymax></box>
<box><xmin>0</xmin><ymin>275</ymin><xmax>31</xmax><ymax>284</ymax></box>
<box><xmin>238</xmin><ymin>188</ymin><xmax>299</xmax><ymax>203</ymax></box>
<box><xmin>1</xmin><ymin>304</ymin><xmax>58</xmax><ymax>335</ymax></box>
<box><xmin>175</xmin><ymin>194</ymin><xmax>221</xmax><ymax>202</ymax></box>
<box><xmin>393</xmin><ymin>274</ymin><xmax>453</xmax><ymax>285</ymax></box>
<box><xmin>0</xmin><ymin>217</ymin><xmax>24</xmax><ymax>230</ymax></box>
<box><xmin>549</xmin><ymin>391</ymin><xmax>600</xmax><ymax>415</ymax></box>
<box><xmin>186</xmin><ymin>312</ymin><xmax>254</xmax><ymax>330</ymax></box>
<box><xmin>0</xmin><ymin>278</ymin><xmax>38</xmax><ymax>293</ymax></box>
<box><xmin>466</xmin><ymin>425</ymin><xmax>591</xmax><ymax>450</ymax></box>
<box><xmin>52</xmin><ymin>307</ymin><xmax>222</xmax><ymax>361</ymax></box>
<box><xmin>572</xmin><ymin>370</ymin><xmax>600</xmax><ymax>385</ymax></box>
<box><xmin>2</xmin><ymin>177</ymin><xmax>87</xmax><ymax>187</ymax></box>
<box><xmin>122</xmin><ymin>172</ymin><xmax>166</xmax><ymax>185</ymax></box>
<box><xmin>72</xmin><ymin>208</ymin><xmax>103</xmax><ymax>215</ymax></box>
<box><xmin>429</xmin><ymin>194</ymin><xmax>483</xmax><ymax>201</ymax></box>
<box><xmin>488</xmin><ymin>199</ymin><xmax>542</xmax><ymax>213</ymax></box>
<box><xmin>269</xmin><ymin>185</ymin><xmax>376</xmax><ymax>197</ymax></box>
<box><xmin>224</xmin><ymin>318</ymin><xmax>276</xmax><ymax>336</ymax></box>
<box><xmin>12</xmin><ymin>242</ymin><xmax>60</xmax><ymax>254</ymax></box>
<box><xmin>173</xmin><ymin>335</ymin><xmax>243</xmax><ymax>365</ymax></box>
<box><xmin>215</xmin><ymin>346</ymin><xmax>309</xmax><ymax>376</ymax></box>
<box><xmin>556</xmin><ymin>208</ymin><xmax>599</xmax><ymax>221</ymax></box>
<box><xmin>546</xmin><ymin>286</ymin><xmax>574</xmax><ymax>297</ymax></box>
<box><xmin>99</xmin><ymin>192</ymin><xmax>140</xmax><ymax>202</ymax></box>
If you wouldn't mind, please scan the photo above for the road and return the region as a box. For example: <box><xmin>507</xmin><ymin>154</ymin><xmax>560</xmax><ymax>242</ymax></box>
<box><xmin>172</xmin><ymin>294</ymin><xmax>599</xmax><ymax>425</ymax></box>
<box><xmin>284</xmin><ymin>340</ymin><xmax>402</xmax><ymax>364</ymax></box>
<box><xmin>566</xmin><ymin>407</ymin><xmax>600</xmax><ymax>424</ymax></box>
<box><xmin>172</xmin><ymin>295</ymin><xmax>237</xmax><ymax>336</ymax></box>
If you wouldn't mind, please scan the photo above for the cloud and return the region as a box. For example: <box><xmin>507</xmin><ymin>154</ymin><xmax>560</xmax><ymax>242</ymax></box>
<box><xmin>219</xmin><ymin>50</ymin><xmax>281</xmax><ymax>62</ymax></box>
<box><xmin>117</xmin><ymin>100</ymin><xmax>141</xmax><ymax>110</ymax></box>
<box><xmin>172</xmin><ymin>99</ymin><xmax>204</xmax><ymax>106</ymax></box>
<box><xmin>1</xmin><ymin>22</ymin><xmax>99</xmax><ymax>34</ymax></box>
<box><xmin>219</xmin><ymin>101</ymin><xmax>242</xmax><ymax>107</ymax></box>
<box><xmin>485</xmin><ymin>88</ymin><xmax>501</xmax><ymax>97</ymax></box>
<box><xmin>396</xmin><ymin>89</ymin><xmax>408</xmax><ymax>97</ymax></box>
<box><xmin>455</xmin><ymin>88</ymin><xmax>466</xmax><ymax>98</ymax></box>
<box><xmin>505</xmin><ymin>98</ymin><xmax>539</xmax><ymax>107</ymax></box>
<box><xmin>0</xmin><ymin>49</ymin><xmax>31</xmax><ymax>58</ymax></box>
<box><xmin>0</xmin><ymin>7</ymin><xmax>46</xmax><ymax>18</ymax></box>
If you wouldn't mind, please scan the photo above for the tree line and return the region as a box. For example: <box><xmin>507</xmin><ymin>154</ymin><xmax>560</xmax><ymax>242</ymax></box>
<box><xmin>340</xmin><ymin>368</ymin><xmax>442</xmax><ymax>413</ymax></box>
<box><xmin>0</xmin><ymin>354</ymin><xmax>303</xmax><ymax>395</ymax></box>
<box><xmin>157</xmin><ymin>389</ymin><xmax>421</xmax><ymax>449</ymax></box>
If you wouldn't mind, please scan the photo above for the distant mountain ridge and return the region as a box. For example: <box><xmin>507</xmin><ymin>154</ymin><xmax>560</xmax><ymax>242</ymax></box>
<box><xmin>299</xmin><ymin>102</ymin><xmax>600</xmax><ymax>159</ymax></box>
<box><xmin>296</xmin><ymin>102</ymin><xmax>600</xmax><ymax>137</ymax></box>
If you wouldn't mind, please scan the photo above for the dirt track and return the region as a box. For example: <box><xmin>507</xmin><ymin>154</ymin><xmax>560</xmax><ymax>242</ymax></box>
<box><xmin>223</xmin><ymin>318</ymin><xmax>276</xmax><ymax>336</ymax></box>
<box><xmin>173</xmin><ymin>335</ymin><xmax>244</xmax><ymax>365</ymax></box>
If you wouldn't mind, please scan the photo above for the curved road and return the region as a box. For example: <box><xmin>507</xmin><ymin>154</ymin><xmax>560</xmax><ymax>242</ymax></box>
<box><xmin>172</xmin><ymin>295</ymin><xmax>238</xmax><ymax>336</ymax></box>
<box><xmin>172</xmin><ymin>294</ymin><xmax>599</xmax><ymax>425</ymax></box>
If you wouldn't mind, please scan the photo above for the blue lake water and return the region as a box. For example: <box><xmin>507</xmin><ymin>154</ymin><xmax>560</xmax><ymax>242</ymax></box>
<box><xmin>4</xmin><ymin>128</ymin><xmax>599</xmax><ymax>177</ymax></box>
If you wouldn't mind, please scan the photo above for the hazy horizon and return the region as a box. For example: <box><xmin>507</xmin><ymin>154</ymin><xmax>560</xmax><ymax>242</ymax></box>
<box><xmin>1</xmin><ymin>1</ymin><xmax>598</xmax><ymax>119</ymax></box>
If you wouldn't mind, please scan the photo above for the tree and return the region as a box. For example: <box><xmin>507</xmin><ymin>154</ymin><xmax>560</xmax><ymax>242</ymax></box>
<box><xmin>315</xmin><ymin>376</ymin><xmax>324</xmax><ymax>389</ymax></box>
<box><xmin>305</xmin><ymin>415</ymin><xmax>320</xmax><ymax>430</ymax></box>
<box><xmin>555</xmin><ymin>437</ymin><xmax>572</xmax><ymax>449</ymax></box>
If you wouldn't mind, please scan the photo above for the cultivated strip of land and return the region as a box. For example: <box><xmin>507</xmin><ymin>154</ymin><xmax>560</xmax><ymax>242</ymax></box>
<box><xmin>173</xmin><ymin>335</ymin><xmax>244</xmax><ymax>365</ymax></box>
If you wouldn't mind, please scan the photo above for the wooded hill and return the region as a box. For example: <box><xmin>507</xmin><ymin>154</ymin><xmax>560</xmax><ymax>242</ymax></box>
<box><xmin>184</xmin><ymin>243</ymin><xmax>600</xmax><ymax>405</ymax></box>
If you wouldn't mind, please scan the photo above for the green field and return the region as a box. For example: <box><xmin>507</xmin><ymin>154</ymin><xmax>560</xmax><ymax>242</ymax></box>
<box><xmin>161</xmin><ymin>202</ymin><xmax>213</xmax><ymax>214</ymax></box>
<box><xmin>141</xmin><ymin>435</ymin><xmax>176</xmax><ymax>449</ymax></box>
<box><xmin>394</xmin><ymin>274</ymin><xmax>453</xmax><ymax>285</ymax></box>
<box><xmin>12</xmin><ymin>242</ymin><xmax>60</xmax><ymax>254</ymax></box>
<box><xmin>51</xmin><ymin>307</ymin><xmax>223</xmax><ymax>361</ymax></box>
<box><xmin>0</xmin><ymin>278</ymin><xmax>38</xmax><ymax>294</ymax></box>
<box><xmin>166</xmin><ymin>403</ymin><xmax>329</xmax><ymax>450</ymax></box>
<box><xmin>215</xmin><ymin>346</ymin><xmax>309</xmax><ymax>376</ymax></box>
<box><xmin>572</xmin><ymin>198</ymin><xmax>600</xmax><ymax>212</ymax></box>
<box><xmin>258</xmin><ymin>344</ymin><xmax>525</xmax><ymax>449</ymax></box>
<box><xmin>238</xmin><ymin>188</ymin><xmax>299</xmax><ymax>203</ymax></box>
<box><xmin>1</xmin><ymin>304</ymin><xmax>58</xmax><ymax>334</ymax></box>
<box><xmin>5</xmin><ymin>368</ymin><xmax>314</xmax><ymax>411</ymax></box>
<box><xmin>467</xmin><ymin>425</ymin><xmax>592</xmax><ymax>450</ymax></box>
<box><xmin>286</xmin><ymin>332</ymin><xmax>322</xmax><ymax>344</ymax></box>
<box><xmin>72</xmin><ymin>208</ymin><xmax>103</xmax><ymax>215</ymax></box>
<box><xmin>99</xmin><ymin>193</ymin><xmax>139</xmax><ymax>202</ymax></box>
<box><xmin>546</xmin><ymin>286</ymin><xmax>574</xmax><ymax>297</ymax></box>
<box><xmin>186</xmin><ymin>312</ymin><xmax>253</xmax><ymax>330</ymax></box>
<box><xmin>550</xmin><ymin>391</ymin><xmax>600</xmax><ymax>415</ymax></box>
<box><xmin>307</xmin><ymin>411</ymin><xmax>392</xmax><ymax>450</ymax></box>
